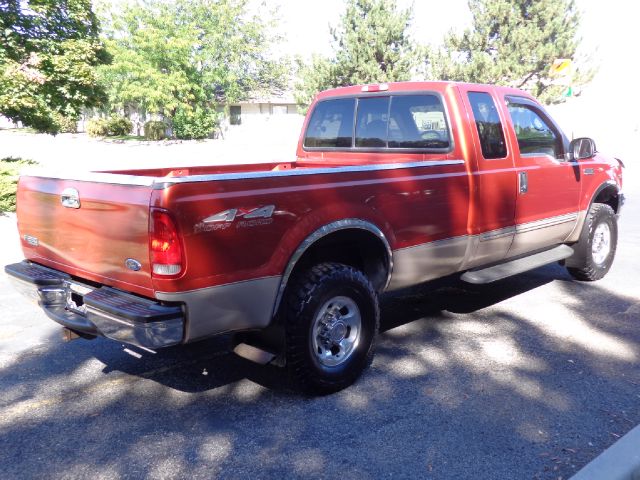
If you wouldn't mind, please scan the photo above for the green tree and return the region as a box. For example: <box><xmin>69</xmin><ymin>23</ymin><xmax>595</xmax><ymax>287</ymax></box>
<box><xmin>0</xmin><ymin>0</ymin><xmax>109</xmax><ymax>133</ymax></box>
<box><xmin>428</xmin><ymin>0</ymin><xmax>592</xmax><ymax>104</ymax></box>
<box><xmin>98</xmin><ymin>0</ymin><xmax>287</xmax><ymax>137</ymax></box>
<box><xmin>295</xmin><ymin>0</ymin><xmax>417</xmax><ymax>111</ymax></box>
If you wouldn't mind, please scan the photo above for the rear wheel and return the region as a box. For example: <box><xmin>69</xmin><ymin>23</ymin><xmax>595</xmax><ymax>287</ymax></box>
<box><xmin>566</xmin><ymin>203</ymin><xmax>618</xmax><ymax>281</ymax></box>
<box><xmin>283</xmin><ymin>262</ymin><xmax>379</xmax><ymax>395</ymax></box>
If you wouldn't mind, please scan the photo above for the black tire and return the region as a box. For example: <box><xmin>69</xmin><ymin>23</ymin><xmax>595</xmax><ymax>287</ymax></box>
<box><xmin>566</xmin><ymin>203</ymin><xmax>618</xmax><ymax>281</ymax></box>
<box><xmin>283</xmin><ymin>262</ymin><xmax>379</xmax><ymax>395</ymax></box>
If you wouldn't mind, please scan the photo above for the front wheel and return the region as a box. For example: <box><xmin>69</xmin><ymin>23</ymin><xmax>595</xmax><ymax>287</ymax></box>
<box><xmin>566</xmin><ymin>203</ymin><xmax>618</xmax><ymax>281</ymax></box>
<box><xmin>283</xmin><ymin>262</ymin><xmax>379</xmax><ymax>395</ymax></box>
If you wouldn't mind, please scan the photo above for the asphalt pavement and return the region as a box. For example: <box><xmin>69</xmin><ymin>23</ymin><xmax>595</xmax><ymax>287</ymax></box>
<box><xmin>0</xmin><ymin>170</ymin><xmax>638</xmax><ymax>480</ymax></box>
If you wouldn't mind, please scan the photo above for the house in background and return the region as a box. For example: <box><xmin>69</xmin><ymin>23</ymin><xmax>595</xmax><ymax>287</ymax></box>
<box><xmin>1</xmin><ymin>91</ymin><xmax>304</xmax><ymax>146</ymax></box>
<box><xmin>220</xmin><ymin>91</ymin><xmax>304</xmax><ymax>155</ymax></box>
<box><xmin>225</xmin><ymin>91</ymin><xmax>300</xmax><ymax>128</ymax></box>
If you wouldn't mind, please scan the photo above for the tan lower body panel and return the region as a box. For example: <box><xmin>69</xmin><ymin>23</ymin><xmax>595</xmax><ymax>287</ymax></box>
<box><xmin>387</xmin><ymin>211</ymin><xmax>584</xmax><ymax>291</ymax></box>
<box><xmin>387</xmin><ymin>235</ymin><xmax>469</xmax><ymax>291</ymax></box>
<box><xmin>508</xmin><ymin>212</ymin><xmax>581</xmax><ymax>257</ymax></box>
<box><xmin>156</xmin><ymin>276</ymin><xmax>282</xmax><ymax>343</ymax></box>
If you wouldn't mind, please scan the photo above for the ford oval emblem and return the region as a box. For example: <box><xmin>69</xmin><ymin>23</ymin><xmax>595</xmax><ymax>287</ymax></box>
<box><xmin>125</xmin><ymin>258</ymin><xmax>142</xmax><ymax>271</ymax></box>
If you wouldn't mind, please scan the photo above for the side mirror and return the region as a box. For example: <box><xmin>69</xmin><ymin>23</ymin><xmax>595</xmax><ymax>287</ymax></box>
<box><xmin>570</xmin><ymin>137</ymin><xmax>597</xmax><ymax>160</ymax></box>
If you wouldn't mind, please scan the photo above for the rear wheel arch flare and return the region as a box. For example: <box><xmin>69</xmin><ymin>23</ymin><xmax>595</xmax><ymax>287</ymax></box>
<box><xmin>272</xmin><ymin>219</ymin><xmax>393</xmax><ymax>318</ymax></box>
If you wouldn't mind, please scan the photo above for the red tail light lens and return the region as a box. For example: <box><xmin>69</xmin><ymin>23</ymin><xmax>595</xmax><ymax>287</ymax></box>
<box><xmin>149</xmin><ymin>208</ymin><xmax>183</xmax><ymax>276</ymax></box>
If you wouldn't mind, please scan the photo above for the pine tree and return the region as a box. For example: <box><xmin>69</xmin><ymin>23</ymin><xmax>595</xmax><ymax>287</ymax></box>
<box><xmin>295</xmin><ymin>0</ymin><xmax>417</xmax><ymax>111</ymax></box>
<box><xmin>428</xmin><ymin>0</ymin><xmax>593</xmax><ymax>104</ymax></box>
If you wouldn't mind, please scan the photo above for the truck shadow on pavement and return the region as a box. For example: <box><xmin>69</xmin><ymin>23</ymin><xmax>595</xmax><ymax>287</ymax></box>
<box><xmin>0</xmin><ymin>262</ymin><xmax>638</xmax><ymax>479</ymax></box>
<box><xmin>89</xmin><ymin>262</ymin><xmax>566</xmax><ymax>395</ymax></box>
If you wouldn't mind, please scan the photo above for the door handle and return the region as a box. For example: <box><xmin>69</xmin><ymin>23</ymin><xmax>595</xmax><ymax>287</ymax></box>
<box><xmin>518</xmin><ymin>171</ymin><xmax>528</xmax><ymax>194</ymax></box>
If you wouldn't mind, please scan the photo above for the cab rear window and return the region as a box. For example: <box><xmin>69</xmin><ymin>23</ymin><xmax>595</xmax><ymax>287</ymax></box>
<box><xmin>388</xmin><ymin>95</ymin><xmax>450</xmax><ymax>149</ymax></box>
<box><xmin>303</xmin><ymin>98</ymin><xmax>355</xmax><ymax>148</ymax></box>
<box><xmin>304</xmin><ymin>94</ymin><xmax>451</xmax><ymax>151</ymax></box>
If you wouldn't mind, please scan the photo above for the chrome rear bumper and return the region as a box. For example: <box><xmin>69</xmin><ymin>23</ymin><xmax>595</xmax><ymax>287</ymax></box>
<box><xmin>5</xmin><ymin>261</ymin><xmax>184</xmax><ymax>349</ymax></box>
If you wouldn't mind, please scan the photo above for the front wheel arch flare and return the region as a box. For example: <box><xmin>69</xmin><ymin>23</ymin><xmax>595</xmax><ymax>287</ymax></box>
<box><xmin>589</xmin><ymin>181</ymin><xmax>621</xmax><ymax>214</ymax></box>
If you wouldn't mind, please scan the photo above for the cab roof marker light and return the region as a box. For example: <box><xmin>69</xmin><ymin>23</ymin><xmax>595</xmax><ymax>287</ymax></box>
<box><xmin>362</xmin><ymin>83</ymin><xmax>389</xmax><ymax>92</ymax></box>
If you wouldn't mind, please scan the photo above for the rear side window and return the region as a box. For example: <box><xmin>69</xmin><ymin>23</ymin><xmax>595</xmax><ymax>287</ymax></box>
<box><xmin>507</xmin><ymin>102</ymin><xmax>561</xmax><ymax>158</ymax></box>
<box><xmin>304</xmin><ymin>98</ymin><xmax>355</xmax><ymax>148</ymax></box>
<box><xmin>389</xmin><ymin>95</ymin><xmax>450</xmax><ymax>149</ymax></box>
<box><xmin>467</xmin><ymin>92</ymin><xmax>507</xmax><ymax>159</ymax></box>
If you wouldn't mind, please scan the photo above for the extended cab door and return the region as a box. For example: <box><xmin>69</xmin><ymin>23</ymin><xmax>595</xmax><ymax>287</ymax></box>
<box><xmin>458</xmin><ymin>85</ymin><xmax>517</xmax><ymax>268</ymax></box>
<box><xmin>501</xmin><ymin>95</ymin><xmax>581</xmax><ymax>256</ymax></box>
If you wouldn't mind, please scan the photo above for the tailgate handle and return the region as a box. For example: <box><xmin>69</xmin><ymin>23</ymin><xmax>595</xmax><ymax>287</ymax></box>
<box><xmin>61</xmin><ymin>188</ymin><xmax>81</xmax><ymax>209</ymax></box>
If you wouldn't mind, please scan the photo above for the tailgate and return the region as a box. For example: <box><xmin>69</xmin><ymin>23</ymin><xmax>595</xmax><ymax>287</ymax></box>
<box><xmin>16</xmin><ymin>175</ymin><xmax>155</xmax><ymax>298</ymax></box>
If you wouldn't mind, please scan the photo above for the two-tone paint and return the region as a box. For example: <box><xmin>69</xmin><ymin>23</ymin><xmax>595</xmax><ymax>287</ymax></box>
<box><xmin>14</xmin><ymin>81</ymin><xmax>624</xmax><ymax>345</ymax></box>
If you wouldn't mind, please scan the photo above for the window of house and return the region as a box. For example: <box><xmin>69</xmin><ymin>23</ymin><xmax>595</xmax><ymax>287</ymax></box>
<box><xmin>230</xmin><ymin>106</ymin><xmax>241</xmax><ymax>125</ymax></box>
<box><xmin>303</xmin><ymin>98</ymin><xmax>355</xmax><ymax>148</ymax></box>
<box><xmin>507</xmin><ymin>102</ymin><xmax>561</xmax><ymax>158</ymax></box>
<box><xmin>468</xmin><ymin>92</ymin><xmax>507</xmax><ymax>159</ymax></box>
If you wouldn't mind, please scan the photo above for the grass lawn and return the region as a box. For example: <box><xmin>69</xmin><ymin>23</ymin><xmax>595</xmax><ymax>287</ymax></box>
<box><xmin>0</xmin><ymin>127</ymin><xmax>39</xmax><ymax>135</ymax></box>
<box><xmin>102</xmin><ymin>135</ymin><xmax>147</xmax><ymax>141</ymax></box>
<box><xmin>0</xmin><ymin>157</ymin><xmax>37</xmax><ymax>212</ymax></box>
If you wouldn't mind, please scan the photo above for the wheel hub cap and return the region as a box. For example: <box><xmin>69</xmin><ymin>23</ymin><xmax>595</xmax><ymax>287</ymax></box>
<box><xmin>592</xmin><ymin>222</ymin><xmax>611</xmax><ymax>265</ymax></box>
<box><xmin>311</xmin><ymin>296</ymin><xmax>361</xmax><ymax>367</ymax></box>
<box><xmin>321</xmin><ymin>321</ymin><xmax>348</xmax><ymax>345</ymax></box>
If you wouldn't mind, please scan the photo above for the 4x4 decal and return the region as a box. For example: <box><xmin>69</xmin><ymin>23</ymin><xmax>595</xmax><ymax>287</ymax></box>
<box><xmin>194</xmin><ymin>205</ymin><xmax>275</xmax><ymax>233</ymax></box>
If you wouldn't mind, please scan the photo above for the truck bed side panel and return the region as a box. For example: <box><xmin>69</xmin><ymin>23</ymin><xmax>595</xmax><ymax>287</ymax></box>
<box><xmin>151</xmin><ymin>161</ymin><xmax>471</xmax><ymax>294</ymax></box>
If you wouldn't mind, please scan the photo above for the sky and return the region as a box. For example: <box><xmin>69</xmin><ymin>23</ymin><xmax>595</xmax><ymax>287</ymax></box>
<box><xmin>272</xmin><ymin>0</ymin><xmax>471</xmax><ymax>57</ymax></box>
<box><xmin>273</xmin><ymin>0</ymin><xmax>637</xmax><ymax>67</ymax></box>
<box><xmin>102</xmin><ymin>0</ymin><xmax>640</xmax><ymax>140</ymax></box>
<box><xmin>271</xmin><ymin>0</ymin><xmax>640</xmax><ymax>141</ymax></box>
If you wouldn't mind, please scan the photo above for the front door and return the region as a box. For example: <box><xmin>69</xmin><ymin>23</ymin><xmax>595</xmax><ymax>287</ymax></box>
<box><xmin>501</xmin><ymin>95</ymin><xmax>581</xmax><ymax>257</ymax></box>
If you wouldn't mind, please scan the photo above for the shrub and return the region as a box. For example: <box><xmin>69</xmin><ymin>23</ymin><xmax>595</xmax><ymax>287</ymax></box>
<box><xmin>0</xmin><ymin>157</ymin><xmax>38</xmax><ymax>212</ymax></box>
<box><xmin>86</xmin><ymin>116</ymin><xmax>133</xmax><ymax>137</ymax></box>
<box><xmin>86</xmin><ymin>118</ymin><xmax>109</xmax><ymax>137</ymax></box>
<box><xmin>172</xmin><ymin>107</ymin><xmax>219</xmax><ymax>140</ymax></box>
<box><xmin>106</xmin><ymin>116</ymin><xmax>133</xmax><ymax>136</ymax></box>
<box><xmin>55</xmin><ymin>115</ymin><xmax>78</xmax><ymax>133</ymax></box>
<box><xmin>144</xmin><ymin>120</ymin><xmax>168</xmax><ymax>140</ymax></box>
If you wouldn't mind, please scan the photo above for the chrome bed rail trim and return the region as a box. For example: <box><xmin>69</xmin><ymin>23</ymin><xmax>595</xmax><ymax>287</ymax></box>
<box><xmin>23</xmin><ymin>160</ymin><xmax>465</xmax><ymax>189</ymax></box>
<box><xmin>21</xmin><ymin>168</ymin><xmax>158</xmax><ymax>187</ymax></box>
<box><xmin>151</xmin><ymin>160</ymin><xmax>466</xmax><ymax>189</ymax></box>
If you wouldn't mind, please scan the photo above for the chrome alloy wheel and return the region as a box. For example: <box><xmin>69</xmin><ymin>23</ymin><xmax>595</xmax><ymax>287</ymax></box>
<box><xmin>592</xmin><ymin>222</ymin><xmax>611</xmax><ymax>265</ymax></box>
<box><xmin>311</xmin><ymin>296</ymin><xmax>362</xmax><ymax>367</ymax></box>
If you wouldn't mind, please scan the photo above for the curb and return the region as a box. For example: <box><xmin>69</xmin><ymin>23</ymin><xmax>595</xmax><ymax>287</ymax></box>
<box><xmin>570</xmin><ymin>424</ymin><xmax>640</xmax><ymax>480</ymax></box>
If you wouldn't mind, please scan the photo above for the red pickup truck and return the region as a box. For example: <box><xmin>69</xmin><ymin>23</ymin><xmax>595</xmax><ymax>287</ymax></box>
<box><xmin>5</xmin><ymin>81</ymin><xmax>625</xmax><ymax>394</ymax></box>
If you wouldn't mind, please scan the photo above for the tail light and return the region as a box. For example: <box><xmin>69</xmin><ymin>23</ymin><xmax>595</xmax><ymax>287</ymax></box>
<box><xmin>149</xmin><ymin>208</ymin><xmax>183</xmax><ymax>277</ymax></box>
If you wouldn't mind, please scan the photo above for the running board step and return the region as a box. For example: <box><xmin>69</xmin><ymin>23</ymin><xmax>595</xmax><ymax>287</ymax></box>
<box><xmin>461</xmin><ymin>245</ymin><xmax>574</xmax><ymax>284</ymax></box>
